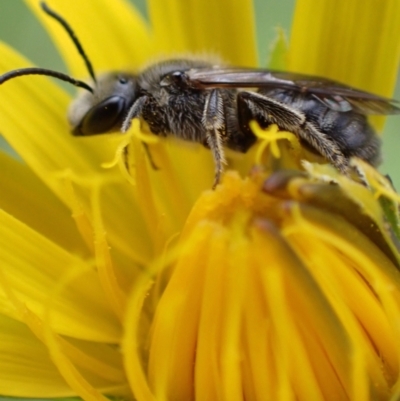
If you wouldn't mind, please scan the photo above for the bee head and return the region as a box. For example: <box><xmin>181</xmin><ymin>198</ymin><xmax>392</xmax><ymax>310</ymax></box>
<box><xmin>0</xmin><ymin>2</ymin><xmax>140</xmax><ymax>136</ymax></box>
<box><xmin>69</xmin><ymin>72</ymin><xmax>139</xmax><ymax>136</ymax></box>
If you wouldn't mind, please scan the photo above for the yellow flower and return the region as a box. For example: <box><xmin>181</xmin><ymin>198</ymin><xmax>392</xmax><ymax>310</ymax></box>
<box><xmin>0</xmin><ymin>1</ymin><xmax>400</xmax><ymax>401</ymax></box>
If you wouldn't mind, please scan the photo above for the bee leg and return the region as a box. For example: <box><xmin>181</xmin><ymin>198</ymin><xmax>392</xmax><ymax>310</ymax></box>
<box><xmin>301</xmin><ymin>122</ymin><xmax>349</xmax><ymax>174</ymax></box>
<box><xmin>238</xmin><ymin>91</ymin><xmax>349</xmax><ymax>174</ymax></box>
<box><xmin>121</xmin><ymin>96</ymin><xmax>148</xmax><ymax>133</ymax></box>
<box><xmin>203</xmin><ymin>89</ymin><xmax>227</xmax><ymax>189</ymax></box>
<box><xmin>123</xmin><ymin>143</ymin><xmax>130</xmax><ymax>171</ymax></box>
<box><xmin>120</xmin><ymin>95</ymin><xmax>159</xmax><ymax>169</ymax></box>
<box><xmin>142</xmin><ymin>142</ymin><xmax>159</xmax><ymax>170</ymax></box>
<box><xmin>350</xmin><ymin>161</ymin><xmax>369</xmax><ymax>187</ymax></box>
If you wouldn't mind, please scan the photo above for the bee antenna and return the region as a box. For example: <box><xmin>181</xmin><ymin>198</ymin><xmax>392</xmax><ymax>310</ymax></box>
<box><xmin>0</xmin><ymin>68</ymin><xmax>94</xmax><ymax>93</ymax></box>
<box><xmin>40</xmin><ymin>2</ymin><xmax>97</xmax><ymax>84</ymax></box>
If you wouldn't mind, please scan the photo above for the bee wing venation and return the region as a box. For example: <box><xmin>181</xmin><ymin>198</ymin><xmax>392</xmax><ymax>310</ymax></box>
<box><xmin>311</xmin><ymin>94</ymin><xmax>353</xmax><ymax>112</ymax></box>
<box><xmin>346</xmin><ymin>98</ymin><xmax>400</xmax><ymax>115</ymax></box>
<box><xmin>187</xmin><ymin>68</ymin><xmax>300</xmax><ymax>89</ymax></box>
<box><xmin>187</xmin><ymin>68</ymin><xmax>400</xmax><ymax>115</ymax></box>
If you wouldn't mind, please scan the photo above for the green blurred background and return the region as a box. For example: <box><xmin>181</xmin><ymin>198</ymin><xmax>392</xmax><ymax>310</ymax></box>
<box><xmin>0</xmin><ymin>0</ymin><xmax>399</xmax><ymax>187</ymax></box>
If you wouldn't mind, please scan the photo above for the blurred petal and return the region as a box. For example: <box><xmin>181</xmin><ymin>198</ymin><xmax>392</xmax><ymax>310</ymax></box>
<box><xmin>0</xmin><ymin>151</ymin><xmax>85</xmax><ymax>253</ymax></box>
<box><xmin>288</xmin><ymin>0</ymin><xmax>400</xmax><ymax>99</ymax></box>
<box><xmin>148</xmin><ymin>0</ymin><xmax>257</xmax><ymax>65</ymax></box>
<box><xmin>24</xmin><ymin>0</ymin><xmax>153</xmax><ymax>74</ymax></box>
<box><xmin>0</xmin><ymin>314</ymin><xmax>71</xmax><ymax>397</ymax></box>
<box><xmin>0</xmin><ymin>209</ymin><xmax>120</xmax><ymax>342</ymax></box>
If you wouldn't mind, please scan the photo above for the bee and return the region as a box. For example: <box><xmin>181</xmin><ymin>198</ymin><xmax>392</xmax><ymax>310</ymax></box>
<box><xmin>1</xmin><ymin>2</ymin><xmax>399</xmax><ymax>188</ymax></box>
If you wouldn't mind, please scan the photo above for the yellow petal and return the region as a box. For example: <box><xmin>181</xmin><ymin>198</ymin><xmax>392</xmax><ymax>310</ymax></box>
<box><xmin>0</xmin><ymin>209</ymin><xmax>121</xmax><ymax>342</ymax></box>
<box><xmin>148</xmin><ymin>0</ymin><xmax>257</xmax><ymax>65</ymax></box>
<box><xmin>24</xmin><ymin>0</ymin><xmax>153</xmax><ymax>75</ymax></box>
<box><xmin>0</xmin><ymin>150</ymin><xmax>87</xmax><ymax>253</ymax></box>
<box><xmin>123</xmin><ymin>169</ymin><xmax>400</xmax><ymax>400</ymax></box>
<box><xmin>0</xmin><ymin>314</ymin><xmax>72</xmax><ymax>397</ymax></box>
<box><xmin>289</xmin><ymin>0</ymin><xmax>400</xmax><ymax>98</ymax></box>
<box><xmin>0</xmin><ymin>267</ymin><xmax>129</xmax><ymax>399</ymax></box>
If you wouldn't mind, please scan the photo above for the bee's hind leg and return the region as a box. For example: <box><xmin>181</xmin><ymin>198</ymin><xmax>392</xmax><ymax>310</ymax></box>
<box><xmin>237</xmin><ymin>91</ymin><xmax>349</xmax><ymax>174</ymax></box>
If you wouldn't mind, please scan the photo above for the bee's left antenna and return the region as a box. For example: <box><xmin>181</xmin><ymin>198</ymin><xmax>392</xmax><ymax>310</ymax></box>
<box><xmin>40</xmin><ymin>1</ymin><xmax>97</xmax><ymax>84</ymax></box>
<box><xmin>0</xmin><ymin>68</ymin><xmax>94</xmax><ymax>92</ymax></box>
<box><xmin>0</xmin><ymin>3</ymin><xmax>95</xmax><ymax>92</ymax></box>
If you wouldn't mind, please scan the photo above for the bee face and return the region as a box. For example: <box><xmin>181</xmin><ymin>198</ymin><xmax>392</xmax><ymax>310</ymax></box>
<box><xmin>69</xmin><ymin>72</ymin><xmax>138</xmax><ymax>136</ymax></box>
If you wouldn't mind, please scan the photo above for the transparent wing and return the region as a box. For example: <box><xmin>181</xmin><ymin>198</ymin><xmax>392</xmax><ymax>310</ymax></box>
<box><xmin>187</xmin><ymin>68</ymin><xmax>400</xmax><ymax>115</ymax></box>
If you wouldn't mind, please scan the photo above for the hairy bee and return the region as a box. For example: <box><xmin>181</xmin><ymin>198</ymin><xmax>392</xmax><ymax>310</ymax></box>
<box><xmin>1</xmin><ymin>2</ymin><xmax>399</xmax><ymax>188</ymax></box>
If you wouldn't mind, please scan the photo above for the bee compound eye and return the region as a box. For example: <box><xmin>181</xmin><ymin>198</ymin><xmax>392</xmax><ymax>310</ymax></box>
<box><xmin>73</xmin><ymin>96</ymin><xmax>127</xmax><ymax>135</ymax></box>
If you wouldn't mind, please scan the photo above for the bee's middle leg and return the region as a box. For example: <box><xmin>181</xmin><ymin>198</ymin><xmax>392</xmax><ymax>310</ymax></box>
<box><xmin>203</xmin><ymin>89</ymin><xmax>227</xmax><ymax>188</ymax></box>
